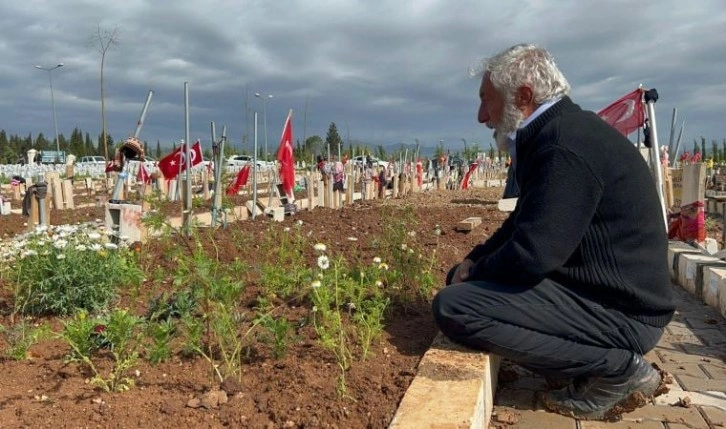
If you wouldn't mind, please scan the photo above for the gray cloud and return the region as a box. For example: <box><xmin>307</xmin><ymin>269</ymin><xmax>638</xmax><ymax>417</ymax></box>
<box><xmin>1</xmin><ymin>0</ymin><xmax>724</xmax><ymax>157</ymax></box>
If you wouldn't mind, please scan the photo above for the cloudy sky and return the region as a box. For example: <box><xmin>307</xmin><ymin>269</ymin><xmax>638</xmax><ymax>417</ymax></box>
<box><xmin>2</xmin><ymin>0</ymin><xmax>725</xmax><ymax>157</ymax></box>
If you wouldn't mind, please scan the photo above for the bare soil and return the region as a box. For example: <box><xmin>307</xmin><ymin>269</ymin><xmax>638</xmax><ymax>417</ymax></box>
<box><xmin>1</xmin><ymin>187</ymin><xmax>720</xmax><ymax>428</ymax></box>
<box><xmin>0</xmin><ymin>187</ymin><xmax>508</xmax><ymax>429</ymax></box>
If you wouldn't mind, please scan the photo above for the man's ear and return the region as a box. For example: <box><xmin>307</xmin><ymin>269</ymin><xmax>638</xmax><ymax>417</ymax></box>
<box><xmin>516</xmin><ymin>85</ymin><xmax>535</xmax><ymax>108</ymax></box>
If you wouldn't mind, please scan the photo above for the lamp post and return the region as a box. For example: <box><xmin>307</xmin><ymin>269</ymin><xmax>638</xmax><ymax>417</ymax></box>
<box><xmin>35</xmin><ymin>63</ymin><xmax>64</xmax><ymax>163</ymax></box>
<box><xmin>254</xmin><ymin>92</ymin><xmax>273</xmax><ymax>161</ymax></box>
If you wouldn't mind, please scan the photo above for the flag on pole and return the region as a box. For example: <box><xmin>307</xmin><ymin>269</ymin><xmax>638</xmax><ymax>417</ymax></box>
<box><xmin>461</xmin><ymin>162</ymin><xmax>479</xmax><ymax>190</ymax></box>
<box><xmin>597</xmin><ymin>89</ymin><xmax>645</xmax><ymax>136</ymax></box>
<box><xmin>136</xmin><ymin>162</ymin><xmax>152</xmax><ymax>184</ymax></box>
<box><xmin>276</xmin><ymin>111</ymin><xmax>295</xmax><ymax>201</ymax></box>
<box><xmin>157</xmin><ymin>140</ymin><xmax>203</xmax><ymax>179</ymax></box>
<box><xmin>226</xmin><ymin>164</ymin><xmax>251</xmax><ymax>195</ymax></box>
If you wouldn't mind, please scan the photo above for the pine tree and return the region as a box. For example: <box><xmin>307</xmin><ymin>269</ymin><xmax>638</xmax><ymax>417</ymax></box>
<box><xmin>325</xmin><ymin>122</ymin><xmax>343</xmax><ymax>159</ymax></box>
<box><xmin>85</xmin><ymin>133</ymin><xmax>95</xmax><ymax>156</ymax></box>
<box><xmin>156</xmin><ymin>140</ymin><xmax>161</xmax><ymax>158</ymax></box>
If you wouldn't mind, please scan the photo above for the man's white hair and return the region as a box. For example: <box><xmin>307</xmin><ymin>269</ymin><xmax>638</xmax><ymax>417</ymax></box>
<box><xmin>470</xmin><ymin>44</ymin><xmax>571</xmax><ymax>104</ymax></box>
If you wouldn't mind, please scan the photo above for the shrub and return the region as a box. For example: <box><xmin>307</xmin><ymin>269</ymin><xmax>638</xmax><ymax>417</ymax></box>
<box><xmin>8</xmin><ymin>224</ymin><xmax>144</xmax><ymax>316</ymax></box>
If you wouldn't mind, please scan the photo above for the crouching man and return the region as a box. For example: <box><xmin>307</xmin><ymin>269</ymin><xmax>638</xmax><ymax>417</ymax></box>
<box><xmin>432</xmin><ymin>44</ymin><xmax>673</xmax><ymax>420</ymax></box>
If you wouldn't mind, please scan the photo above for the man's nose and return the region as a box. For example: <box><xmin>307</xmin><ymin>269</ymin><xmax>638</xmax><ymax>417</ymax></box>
<box><xmin>478</xmin><ymin>103</ymin><xmax>490</xmax><ymax>124</ymax></box>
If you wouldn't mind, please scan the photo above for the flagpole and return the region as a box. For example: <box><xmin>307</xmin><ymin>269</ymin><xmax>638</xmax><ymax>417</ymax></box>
<box><xmin>252</xmin><ymin>112</ymin><xmax>258</xmax><ymax>219</ymax></box>
<box><xmin>644</xmin><ymin>88</ymin><xmax>668</xmax><ymax>230</ymax></box>
<box><xmin>184</xmin><ymin>82</ymin><xmax>192</xmax><ymax>234</ymax></box>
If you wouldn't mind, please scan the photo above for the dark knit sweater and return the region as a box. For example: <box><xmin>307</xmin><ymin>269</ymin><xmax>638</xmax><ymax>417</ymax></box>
<box><xmin>465</xmin><ymin>97</ymin><xmax>675</xmax><ymax>327</ymax></box>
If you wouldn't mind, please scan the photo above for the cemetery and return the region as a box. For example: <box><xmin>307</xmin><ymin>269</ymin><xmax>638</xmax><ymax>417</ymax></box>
<box><xmin>0</xmin><ymin>150</ymin><xmax>513</xmax><ymax>427</ymax></box>
<box><xmin>1</xmin><ymin>140</ymin><xmax>726</xmax><ymax>427</ymax></box>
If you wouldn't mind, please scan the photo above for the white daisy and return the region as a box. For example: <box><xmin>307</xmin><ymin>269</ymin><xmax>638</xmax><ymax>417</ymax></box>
<box><xmin>104</xmin><ymin>243</ymin><xmax>118</xmax><ymax>250</ymax></box>
<box><xmin>313</xmin><ymin>243</ymin><xmax>327</xmax><ymax>252</ymax></box>
<box><xmin>317</xmin><ymin>255</ymin><xmax>330</xmax><ymax>270</ymax></box>
<box><xmin>56</xmin><ymin>254</ymin><xmax>66</xmax><ymax>260</ymax></box>
<box><xmin>53</xmin><ymin>240</ymin><xmax>68</xmax><ymax>249</ymax></box>
<box><xmin>373</xmin><ymin>257</ymin><xmax>382</xmax><ymax>264</ymax></box>
<box><xmin>88</xmin><ymin>232</ymin><xmax>101</xmax><ymax>240</ymax></box>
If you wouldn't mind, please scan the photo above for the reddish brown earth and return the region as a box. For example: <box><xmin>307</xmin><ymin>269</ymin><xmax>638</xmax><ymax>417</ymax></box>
<box><xmin>1</xmin><ymin>187</ymin><xmax>722</xmax><ymax>429</ymax></box>
<box><xmin>0</xmin><ymin>187</ymin><xmax>510</xmax><ymax>429</ymax></box>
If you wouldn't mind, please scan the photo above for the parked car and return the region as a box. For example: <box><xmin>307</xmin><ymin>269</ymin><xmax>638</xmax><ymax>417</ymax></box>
<box><xmin>77</xmin><ymin>155</ymin><xmax>106</xmax><ymax>165</ymax></box>
<box><xmin>226</xmin><ymin>155</ymin><xmax>274</xmax><ymax>169</ymax></box>
<box><xmin>351</xmin><ymin>155</ymin><xmax>388</xmax><ymax>169</ymax></box>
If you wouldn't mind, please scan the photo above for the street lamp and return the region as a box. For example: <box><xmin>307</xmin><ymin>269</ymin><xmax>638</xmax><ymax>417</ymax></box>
<box><xmin>35</xmin><ymin>63</ymin><xmax>64</xmax><ymax>163</ymax></box>
<box><xmin>254</xmin><ymin>92</ymin><xmax>273</xmax><ymax>160</ymax></box>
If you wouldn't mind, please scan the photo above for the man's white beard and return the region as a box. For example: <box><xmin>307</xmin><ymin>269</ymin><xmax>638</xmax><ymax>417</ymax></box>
<box><xmin>492</xmin><ymin>102</ymin><xmax>524</xmax><ymax>151</ymax></box>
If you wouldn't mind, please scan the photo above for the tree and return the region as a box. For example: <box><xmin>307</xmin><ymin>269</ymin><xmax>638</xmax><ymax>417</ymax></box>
<box><xmin>325</xmin><ymin>122</ymin><xmax>343</xmax><ymax>159</ymax></box>
<box><xmin>375</xmin><ymin>145</ymin><xmax>387</xmax><ymax>160</ymax></box>
<box><xmin>701</xmin><ymin>137</ymin><xmax>707</xmax><ymax>159</ymax></box>
<box><xmin>91</xmin><ymin>24</ymin><xmax>120</xmax><ymax>162</ymax></box>
<box><xmin>155</xmin><ymin>140</ymin><xmax>161</xmax><ymax>158</ymax></box>
<box><xmin>69</xmin><ymin>127</ymin><xmax>85</xmax><ymax>156</ymax></box>
<box><xmin>712</xmin><ymin>140</ymin><xmax>719</xmax><ymax>162</ymax></box>
<box><xmin>85</xmin><ymin>133</ymin><xmax>95</xmax><ymax>156</ymax></box>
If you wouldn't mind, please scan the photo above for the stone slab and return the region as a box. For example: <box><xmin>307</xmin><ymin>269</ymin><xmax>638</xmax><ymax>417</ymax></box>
<box><xmin>704</xmin><ymin>267</ymin><xmax>726</xmax><ymax>309</ymax></box>
<box><xmin>702</xmin><ymin>406</ymin><xmax>726</xmax><ymax>426</ymax></box>
<box><xmin>621</xmin><ymin>404</ymin><xmax>708</xmax><ymax>428</ymax></box>
<box><xmin>655</xmin><ymin>390</ymin><xmax>726</xmax><ymax>410</ymax></box>
<box><xmin>456</xmin><ymin>217</ymin><xmax>482</xmax><ymax>232</ymax></box>
<box><xmin>388</xmin><ymin>333</ymin><xmax>500</xmax><ymax>429</ymax></box>
<box><xmin>675</xmin><ymin>374</ymin><xmax>726</xmax><ymax>392</ymax></box>
<box><xmin>678</xmin><ymin>253</ymin><xmax>720</xmax><ymax>295</ymax></box>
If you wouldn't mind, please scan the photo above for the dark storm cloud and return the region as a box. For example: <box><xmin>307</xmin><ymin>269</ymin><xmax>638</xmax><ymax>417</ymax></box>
<box><xmin>1</xmin><ymin>0</ymin><xmax>724</xmax><ymax>157</ymax></box>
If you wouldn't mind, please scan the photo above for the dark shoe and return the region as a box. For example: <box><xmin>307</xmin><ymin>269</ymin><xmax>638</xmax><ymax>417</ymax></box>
<box><xmin>541</xmin><ymin>354</ymin><xmax>661</xmax><ymax>420</ymax></box>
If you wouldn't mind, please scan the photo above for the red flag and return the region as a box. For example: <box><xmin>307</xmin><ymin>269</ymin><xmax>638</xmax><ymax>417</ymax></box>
<box><xmin>461</xmin><ymin>162</ymin><xmax>479</xmax><ymax>190</ymax></box>
<box><xmin>226</xmin><ymin>164</ymin><xmax>251</xmax><ymax>195</ymax></box>
<box><xmin>276</xmin><ymin>112</ymin><xmax>295</xmax><ymax>199</ymax></box>
<box><xmin>597</xmin><ymin>89</ymin><xmax>645</xmax><ymax>136</ymax></box>
<box><xmin>136</xmin><ymin>163</ymin><xmax>152</xmax><ymax>184</ymax></box>
<box><xmin>157</xmin><ymin>140</ymin><xmax>203</xmax><ymax>179</ymax></box>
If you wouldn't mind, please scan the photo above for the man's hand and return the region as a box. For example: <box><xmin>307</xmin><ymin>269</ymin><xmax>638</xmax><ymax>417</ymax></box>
<box><xmin>451</xmin><ymin>258</ymin><xmax>474</xmax><ymax>284</ymax></box>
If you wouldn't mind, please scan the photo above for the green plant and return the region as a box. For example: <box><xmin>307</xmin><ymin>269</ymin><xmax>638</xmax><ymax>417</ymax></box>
<box><xmin>353</xmin><ymin>298</ymin><xmax>389</xmax><ymax>359</ymax></box>
<box><xmin>10</xmin><ymin>224</ymin><xmax>143</xmax><ymax>316</ymax></box>
<box><xmin>146</xmin><ymin>318</ymin><xmax>176</xmax><ymax>365</ymax></box>
<box><xmin>255</xmin><ymin>314</ymin><xmax>293</xmax><ymax>359</ymax></box>
<box><xmin>376</xmin><ymin>205</ymin><xmax>438</xmax><ymax>308</ymax></box>
<box><xmin>0</xmin><ymin>319</ymin><xmax>50</xmax><ymax>360</ymax></box>
<box><xmin>60</xmin><ymin>309</ymin><xmax>145</xmax><ymax>392</ymax></box>
<box><xmin>258</xmin><ymin>224</ymin><xmax>312</xmax><ymax>300</ymax></box>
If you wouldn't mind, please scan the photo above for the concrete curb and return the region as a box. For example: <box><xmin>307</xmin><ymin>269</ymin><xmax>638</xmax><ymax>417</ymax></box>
<box><xmin>388</xmin><ymin>333</ymin><xmax>500</xmax><ymax>429</ymax></box>
<box><xmin>668</xmin><ymin>240</ymin><xmax>726</xmax><ymax>318</ymax></box>
<box><xmin>390</xmin><ymin>240</ymin><xmax>726</xmax><ymax>429</ymax></box>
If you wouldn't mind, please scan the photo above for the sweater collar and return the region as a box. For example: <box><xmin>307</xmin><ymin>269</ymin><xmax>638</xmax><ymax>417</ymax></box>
<box><xmin>516</xmin><ymin>96</ymin><xmax>576</xmax><ymax>144</ymax></box>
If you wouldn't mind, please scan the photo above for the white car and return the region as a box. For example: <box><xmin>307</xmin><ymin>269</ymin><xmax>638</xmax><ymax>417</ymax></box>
<box><xmin>77</xmin><ymin>155</ymin><xmax>107</xmax><ymax>165</ymax></box>
<box><xmin>226</xmin><ymin>155</ymin><xmax>274</xmax><ymax>169</ymax></box>
<box><xmin>352</xmin><ymin>155</ymin><xmax>388</xmax><ymax>169</ymax></box>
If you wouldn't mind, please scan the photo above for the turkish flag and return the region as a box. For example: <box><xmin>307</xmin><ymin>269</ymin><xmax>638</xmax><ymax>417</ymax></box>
<box><xmin>597</xmin><ymin>89</ymin><xmax>645</xmax><ymax>136</ymax></box>
<box><xmin>136</xmin><ymin>163</ymin><xmax>152</xmax><ymax>184</ymax></box>
<box><xmin>461</xmin><ymin>162</ymin><xmax>478</xmax><ymax>190</ymax></box>
<box><xmin>276</xmin><ymin>112</ymin><xmax>295</xmax><ymax>200</ymax></box>
<box><xmin>157</xmin><ymin>140</ymin><xmax>203</xmax><ymax>179</ymax></box>
<box><xmin>226</xmin><ymin>164</ymin><xmax>251</xmax><ymax>195</ymax></box>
